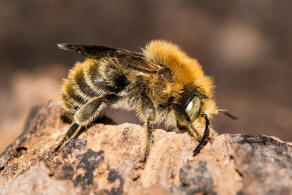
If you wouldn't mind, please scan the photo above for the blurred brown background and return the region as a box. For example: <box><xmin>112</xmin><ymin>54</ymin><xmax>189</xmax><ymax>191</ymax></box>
<box><xmin>1</xmin><ymin>0</ymin><xmax>292</xmax><ymax>152</ymax></box>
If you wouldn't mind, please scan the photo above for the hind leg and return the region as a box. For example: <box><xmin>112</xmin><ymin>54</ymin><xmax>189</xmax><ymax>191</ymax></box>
<box><xmin>55</xmin><ymin>94</ymin><xmax>119</xmax><ymax>151</ymax></box>
<box><xmin>55</xmin><ymin>123</ymin><xmax>82</xmax><ymax>151</ymax></box>
<box><xmin>74</xmin><ymin>96</ymin><xmax>107</xmax><ymax>126</ymax></box>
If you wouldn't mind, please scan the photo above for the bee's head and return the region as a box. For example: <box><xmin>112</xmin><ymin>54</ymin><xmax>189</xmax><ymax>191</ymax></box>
<box><xmin>145</xmin><ymin>40</ymin><xmax>219</xmax><ymax>122</ymax></box>
<box><xmin>182</xmin><ymin>89</ymin><xmax>218</xmax><ymax>124</ymax></box>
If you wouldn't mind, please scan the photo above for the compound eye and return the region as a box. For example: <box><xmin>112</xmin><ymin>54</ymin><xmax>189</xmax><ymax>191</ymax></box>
<box><xmin>185</xmin><ymin>96</ymin><xmax>201</xmax><ymax>121</ymax></box>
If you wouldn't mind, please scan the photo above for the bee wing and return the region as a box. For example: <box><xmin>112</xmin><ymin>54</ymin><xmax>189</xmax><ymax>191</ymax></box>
<box><xmin>57</xmin><ymin>43</ymin><xmax>162</xmax><ymax>75</ymax></box>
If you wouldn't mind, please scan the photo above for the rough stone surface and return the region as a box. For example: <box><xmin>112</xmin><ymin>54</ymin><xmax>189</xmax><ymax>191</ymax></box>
<box><xmin>0</xmin><ymin>102</ymin><xmax>292</xmax><ymax>195</ymax></box>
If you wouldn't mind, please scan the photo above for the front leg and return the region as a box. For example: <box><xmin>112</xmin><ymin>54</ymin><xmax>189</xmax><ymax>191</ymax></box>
<box><xmin>171</xmin><ymin>104</ymin><xmax>210</xmax><ymax>156</ymax></box>
<box><xmin>193</xmin><ymin>114</ymin><xmax>210</xmax><ymax>156</ymax></box>
<box><xmin>171</xmin><ymin>104</ymin><xmax>201</xmax><ymax>141</ymax></box>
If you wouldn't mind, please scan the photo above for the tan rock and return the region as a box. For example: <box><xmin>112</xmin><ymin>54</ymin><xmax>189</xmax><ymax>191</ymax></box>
<box><xmin>0</xmin><ymin>102</ymin><xmax>292</xmax><ymax>195</ymax></box>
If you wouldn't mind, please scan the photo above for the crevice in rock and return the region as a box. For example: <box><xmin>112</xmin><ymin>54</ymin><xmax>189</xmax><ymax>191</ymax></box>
<box><xmin>229</xmin><ymin>155</ymin><xmax>243</xmax><ymax>178</ymax></box>
<box><xmin>235</xmin><ymin>169</ymin><xmax>243</xmax><ymax>178</ymax></box>
<box><xmin>131</xmin><ymin>174</ymin><xmax>140</xmax><ymax>182</ymax></box>
<box><xmin>16</xmin><ymin>146</ymin><xmax>28</xmax><ymax>158</ymax></box>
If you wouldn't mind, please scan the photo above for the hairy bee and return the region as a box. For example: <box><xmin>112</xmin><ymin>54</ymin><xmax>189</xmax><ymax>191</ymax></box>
<box><xmin>56</xmin><ymin>40</ymin><xmax>234</xmax><ymax>161</ymax></box>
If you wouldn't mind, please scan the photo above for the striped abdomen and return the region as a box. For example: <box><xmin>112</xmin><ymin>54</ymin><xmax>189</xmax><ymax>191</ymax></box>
<box><xmin>61</xmin><ymin>58</ymin><xmax>129</xmax><ymax>119</ymax></box>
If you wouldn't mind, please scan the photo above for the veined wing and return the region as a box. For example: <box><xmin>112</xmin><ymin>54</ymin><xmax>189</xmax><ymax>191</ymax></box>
<box><xmin>57</xmin><ymin>43</ymin><xmax>162</xmax><ymax>75</ymax></box>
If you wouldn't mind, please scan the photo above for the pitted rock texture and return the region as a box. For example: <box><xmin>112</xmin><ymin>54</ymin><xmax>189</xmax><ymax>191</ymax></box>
<box><xmin>0</xmin><ymin>102</ymin><xmax>292</xmax><ymax>195</ymax></box>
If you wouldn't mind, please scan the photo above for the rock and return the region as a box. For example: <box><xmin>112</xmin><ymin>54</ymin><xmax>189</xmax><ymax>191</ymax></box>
<box><xmin>0</xmin><ymin>101</ymin><xmax>292</xmax><ymax>195</ymax></box>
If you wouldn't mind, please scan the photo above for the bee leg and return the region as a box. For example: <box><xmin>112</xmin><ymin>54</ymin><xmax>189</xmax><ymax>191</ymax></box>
<box><xmin>55</xmin><ymin>95</ymin><xmax>119</xmax><ymax>151</ymax></box>
<box><xmin>75</xmin><ymin>94</ymin><xmax>119</xmax><ymax>125</ymax></box>
<box><xmin>55</xmin><ymin>123</ymin><xmax>81</xmax><ymax>151</ymax></box>
<box><xmin>177</xmin><ymin>118</ymin><xmax>202</xmax><ymax>142</ymax></box>
<box><xmin>171</xmin><ymin>104</ymin><xmax>209</xmax><ymax>155</ymax></box>
<box><xmin>142</xmin><ymin>121</ymin><xmax>153</xmax><ymax>162</ymax></box>
<box><xmin>74</xmin><ymin>97</ymin><xmax>106</xmax><ymax>126</ymax></box>
<box><xmin>171</xmin><ymin>104</ymin><xmax>201</xmax><ymax>140</ymax></box>
<box><xmin>141</xmin><ymin>92</ymin><xmax>156</xmax><ymax>162</ymax></box>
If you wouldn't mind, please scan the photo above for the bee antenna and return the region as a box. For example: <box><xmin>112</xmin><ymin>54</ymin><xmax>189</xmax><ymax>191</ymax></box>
<box><xmin>219</xmin><ymin>109</ymin><xmax>238</xmax><ymax>120</ymax></box>
<box><xmin>57</xmin><ymin>43</ymin><xmax>71</xmax><ymax>51</ymax></box>
<box><xmin>193</xmin><ymin>114</ymin><xmax>210</xmax><ymax>156</ymax></box>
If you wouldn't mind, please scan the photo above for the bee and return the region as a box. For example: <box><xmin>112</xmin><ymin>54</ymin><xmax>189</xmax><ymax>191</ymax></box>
<box><xmin>56</xmin><ymin>40</ymin><xmax>236</xmax><ymax>161</ymax></box>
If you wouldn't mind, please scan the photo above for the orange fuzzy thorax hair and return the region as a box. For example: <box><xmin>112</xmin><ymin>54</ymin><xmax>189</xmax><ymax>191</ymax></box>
<box><xmin>143</xmin><ymin>40</ymin><xmax>214</xmax><ymax>98</ymax></box>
